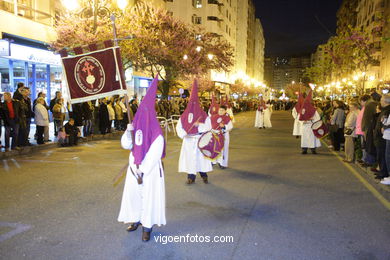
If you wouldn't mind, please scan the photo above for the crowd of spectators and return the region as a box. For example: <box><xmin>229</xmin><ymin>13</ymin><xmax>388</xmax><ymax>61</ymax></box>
<box><xmin>310</xmin><ymin>90</ymin><xmax>390</xmax><ymax>185</ymax></box>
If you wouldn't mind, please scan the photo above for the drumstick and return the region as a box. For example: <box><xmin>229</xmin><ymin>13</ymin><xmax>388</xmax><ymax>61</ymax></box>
<box><xmin>187</xmin><ymin>116</ymin><xmax>203</xmax><ymax>133</ymax></box>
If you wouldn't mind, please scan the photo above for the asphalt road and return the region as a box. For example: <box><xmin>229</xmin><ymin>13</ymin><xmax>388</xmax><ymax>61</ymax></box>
<box><xmin>1</xmin><ymin>111</ymin><xmax>390</xmax><ymax>260</ymax></box>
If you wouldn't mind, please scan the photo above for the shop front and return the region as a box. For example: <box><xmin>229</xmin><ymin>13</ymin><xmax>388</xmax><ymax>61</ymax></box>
<box><xmin>0</xmin><ymin>40</ymin><xmax>62</xmax><ymax>103</ymax></box>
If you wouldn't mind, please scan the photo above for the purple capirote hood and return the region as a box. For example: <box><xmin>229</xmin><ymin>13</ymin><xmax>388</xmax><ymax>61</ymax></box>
<box><xmin>132</xmin><ymin>75</ymin><xmax>165</xmax><ymax>165</ymax></box>
<box><xmin>180</xmin><ymin>79</ymin><xmax>207</xmax><ymax>135</ymax></box>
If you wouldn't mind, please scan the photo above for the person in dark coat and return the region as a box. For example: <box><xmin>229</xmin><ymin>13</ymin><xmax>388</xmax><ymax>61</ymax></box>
<box><xmin>362</xmin><ymin>99</ymin><xmax>379</xmax><ymax>167</ymax></box>
<box><xmin>82</xmin><ymin>101</ymin><xmax>94</xmax><ymax>137</ymax></box>
<box><xmin>1</xmin><ymin>92</ymin><xmax>23</xmax><ymax>150</ymax></box>
<box><xmin>13</xmin><ymin>82</ymin><xmax>25</xmax><ymax>101</ymax></box>
<box><xmin>374</xmin><ymin>98</ymin><xmax>390</xmax><ymax>180</ymax></box>
<box><xmin>98</xmin><ymin>99</ymin><xmax>110</xmax><ymax>134</ymax></box>
<box><xmin>64</xmin><ymin>118</ymin><xmax>80</xmax><ymax>146</ymax></box>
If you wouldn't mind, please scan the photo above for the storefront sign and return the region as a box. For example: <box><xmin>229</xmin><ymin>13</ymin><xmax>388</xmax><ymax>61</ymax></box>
<box><xmin>3</xmin><ymin>43</ymin><xmax>61</xmax><ymax>65</ymax></box>
<box><xmin>0</xmin><ymin>40</ymin><xmax>10</xmax><ymax>56</ymax></box>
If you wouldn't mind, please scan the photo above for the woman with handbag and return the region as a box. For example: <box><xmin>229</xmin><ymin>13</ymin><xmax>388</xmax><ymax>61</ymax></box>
<box><xmin>343</xmin><ymin>102</ymin><xmax>359</xmax><ymax>163</ymax></box>
<box><xmin>330</xmin><ymin>100</ymin><xmax>346</xmax><ymax>151</ymax></box>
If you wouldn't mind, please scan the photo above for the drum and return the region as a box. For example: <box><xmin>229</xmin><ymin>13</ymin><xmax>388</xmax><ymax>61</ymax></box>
<box><xmin>198</xmin><ymin>131</ymin><xmax>225</xmax><ymax>160</ymax></box>
<box><xmin>311</xmin><ymin>120</ymin><xmax>328</xmax><ymax>138</ymax></box>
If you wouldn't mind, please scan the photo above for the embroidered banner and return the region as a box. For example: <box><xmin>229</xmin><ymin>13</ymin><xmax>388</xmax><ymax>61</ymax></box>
<box><xmin>61</xmin><ymin>46</ymin><xmax>126</xmax><ymax>104</ymax></box>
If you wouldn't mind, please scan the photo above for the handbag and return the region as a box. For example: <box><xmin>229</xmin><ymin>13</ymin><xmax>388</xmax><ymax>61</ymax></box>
<box><xmin>344</xmin><ymin>127</ymin><xmax>355</xmax><ymax>136</ymax></box>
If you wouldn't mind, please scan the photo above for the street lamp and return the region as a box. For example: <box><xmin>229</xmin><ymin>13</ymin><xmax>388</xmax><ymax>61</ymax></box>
<box><xmin>62</xmin><ymin>0</ymin><xmax>128</xmax><ymax>32</ymax></box>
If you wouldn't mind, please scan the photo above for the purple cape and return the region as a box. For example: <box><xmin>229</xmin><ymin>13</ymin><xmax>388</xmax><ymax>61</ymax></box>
<box><xmin>180</xmin><ymin>79</ymin><xmax>207</xmax><ymax>135</ymax></box>
<box><xmin>132</xmin><ymin>76</ymin><xmax>165</xmax><ymax>165</ymax></box>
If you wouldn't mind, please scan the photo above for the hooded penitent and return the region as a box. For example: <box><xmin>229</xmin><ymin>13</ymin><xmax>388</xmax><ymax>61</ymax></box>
<box><xmin>210</xmin><ymin>113</ymin><xmax>231</xmax><ymax>130</ymax></box>
<box><xmin>132</xmin><ymin>76</ymin><xmax>165</xmax><ymax>165</ymax></box>
<box><xmin>294</xmin><ymin>92</ymin><xmax>305</xmax><ymax>114</ymax></box>
<box><xmin>209</xmin><ymin>93</ymin><xmax>220</xmax><ymax>115</ymax></box>
<box><xmin>180</xmin><ymin>79</ymin><xmax>207</xmax><ymax>135</ymax></box>
<box><xmin>299</xmin><ymin>90</ymin><xmax>316</xmax><ymax>121</ymax></box>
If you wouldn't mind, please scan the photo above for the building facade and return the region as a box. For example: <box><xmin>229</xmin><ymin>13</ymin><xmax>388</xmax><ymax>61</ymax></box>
<box><xmin>267</xmin><ymin>56</ymin><xmax>311</xmax><ymax>90</ymax></box>
<box><xmin>356</xmin><ymin>0</ymin><xmax>388</xmax><ymax>82</ymax></box>
<box><xmin>0</xmin><ymin>0</ymin><xmax>61</xmax><ymax>102</ymax></box>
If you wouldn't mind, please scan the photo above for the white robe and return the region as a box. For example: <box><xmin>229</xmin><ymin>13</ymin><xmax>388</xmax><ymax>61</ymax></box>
<box><xmin>263</xmin><ymin>105</ymin><xmax>272</xmax><ymax>128</ymax></box>
<box><xmin>216</xmin><ymin>120</ymin><xmax>233</xmax><ymax>167</ymax></box>
<box><xmin>292</xmin><ymin>107</ymin><xmax>303</xmax><ymax>136</ymax></box>
<box><xmin>254</xmin><ymin>110</ymin><xmax>264</xmax><ymax>128</ymax></box>
<box><xmin>227</xmin><ymin>108</ymin><xmax>235</xmax><ymax>123</ymax></box>
<box><xmin>176</xmin><ymin>117</ymin><xmax>213</xmax><ymax>175</ymax></box>
<box><xmin>118</xmin><ymin>132</ymin><xmax>166</xmax><ymax>229</ymax></box>
<box><xmin>300</xmin><ymin>111</ymin><xmax>322</xmax><ymax>148</ymax></box>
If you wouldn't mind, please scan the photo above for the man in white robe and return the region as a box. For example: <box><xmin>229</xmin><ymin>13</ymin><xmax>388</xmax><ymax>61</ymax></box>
<box><xmin>292</xmin><ymin>107</ymin><xmax>303</xmax><ymax>137</ymax></box>
<box><xmin>263</xmin><ymin>102</ymin><xmax>272</xmax><ymax>128</ymax></box>
<box><xmin>255</xmin><ymin>97</ymin><xmax>266</xmax><ymax>128</ymax></box>
<box><xmin>214</xmin><ymin>106</ymin><xmax>233</xmax><ymax>169</ymax></box>
<box><xmin>176</xmin><ymin>79</ymin><xmax>213</xmax><ymax>184</ymax></box>
<box><xmin>118</xmin><ymin>76</ymin><xmax>166</xmax><ymax>242</ymax></box>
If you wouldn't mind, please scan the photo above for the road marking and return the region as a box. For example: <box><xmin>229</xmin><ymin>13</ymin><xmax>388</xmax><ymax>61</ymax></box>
<box><xmin>10</xmin><ymin>159</ymin><xmax>21</xmax><ymax>169</ymax></box>
<box><xmin>0</xmin><ymin>222</ymin><xmax>32</xmax><ymax>243</ymax></box>
<box><xmin>2</xmin><ymin>160</ymin><xmax>9</xmax><ymax>172</ymax></box>
<box><xmin>328</xmin><ymin>147</ymin><xmax>390</xmax><ymax>211</ymax></box>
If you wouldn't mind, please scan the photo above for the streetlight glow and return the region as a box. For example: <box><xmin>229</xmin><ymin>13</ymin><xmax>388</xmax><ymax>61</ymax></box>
<box><xmin>117</xmin><ymin>0</ymin><xmax>128</xmax><ymax>10</ymax></box>
<box><xmin>196</xmin><ymin>46</ymin><xmax>202</xmax><ymax>52</ymax></box>
<box><xmin>63</xmin><ymin>0</ymin><xmax>79</xmax><ymax>11</ymax></box>
<box><xmin>208</xmin><ymin>54</ymin><xmax>214</xmax><ymax>60</ymax></box>
<box><xmin>183</xmin><ymin>54</ymin><xmax>188</xmax><ymax>60</ymax></box>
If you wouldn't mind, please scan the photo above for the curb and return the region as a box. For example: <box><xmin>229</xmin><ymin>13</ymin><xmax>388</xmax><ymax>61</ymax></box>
<box><xmin>0</xmin><ymin>131</ymin><xmax>124</xmax><ymax>160</ymax></box>
<box><xmin>321</xmin><ymin>140</ymin><xmax>390</xmax><ymax>194</ymax></box>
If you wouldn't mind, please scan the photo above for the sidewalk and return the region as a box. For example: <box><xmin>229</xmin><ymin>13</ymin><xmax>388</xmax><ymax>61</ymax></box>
<box><xmin>0</xmin><ymin>122</ymin><xmax>124</xmax><ymax>160</ymax></box>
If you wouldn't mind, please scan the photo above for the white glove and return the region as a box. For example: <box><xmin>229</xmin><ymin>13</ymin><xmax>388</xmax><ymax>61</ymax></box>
<box><xmin>127</xmin><ymin>124</ymin><xmax>134</xmax><ymax>131</ymax></box>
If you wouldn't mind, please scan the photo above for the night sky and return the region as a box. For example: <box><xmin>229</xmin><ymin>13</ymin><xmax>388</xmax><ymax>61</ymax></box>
<box><xmin>255</xmin><ymin>0</ymin><xmax>342</xmax><ymax>57</ymax></box>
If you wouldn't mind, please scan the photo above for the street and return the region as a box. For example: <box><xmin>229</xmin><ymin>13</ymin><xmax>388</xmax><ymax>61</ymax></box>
<box><xmin>1</xmin><ymin>111</ymin><xmax>390</xmax><ymax>260</ymax></box>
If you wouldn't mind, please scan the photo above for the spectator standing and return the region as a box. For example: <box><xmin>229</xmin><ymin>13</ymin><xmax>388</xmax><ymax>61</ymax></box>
<box><xmin>361</xmin><ymin>98</ymin><xmax>379</xmax><ymax>167</ymax></box>
<box><xmin>343</xmin><ymin>102</ymin><xmax>359</xmax><ymax>163</ymax></box>
<box><xmin>114</xmin><ymin>99</ymin><xmax>124</xmax><ymax>130</ymax></box>
<box><xmin>380</xmin><ymin>95</ymin><xmax>390</xmax><ymax>185</ymax></box>
<box><xmin>107</xmin><ymin>100</ymin><xmax>115</xmax><ymax>133</ymax></box>
<box><xmin>13</xmin><ymin>82</ymin><xmax>25</xmax><ymax>100</ymax></box>
<box><xmin>34</xmin><ymin>97</ymin><xmax>49</xmax><ymax>145</ymax></box>
<box><xmin>53</xmin><ymin>99</ymin><xmax>66</xmax><ymax>137</ymax></box>
<box><xmin>82</xmin><ymin>101</ymin><xmax>94</xmax><ymax>137</ymax></box>
<box><xmin>330</xmin><ymin>100</ymin><xmax>346</xmax><ymax>151</ymax></box>
<box><xmin>374</xmin><ymin>95</ymin><xmax>390</xmax><ymax>180</ymax></box>
<box><xmin>355</xmin><ymin>95</ymin><xmax>370</xmax><ymax>163</ymax></box>
<box><xmin>22</xmin><ymin>88</ymin><xmax>33</xmax><ymax>146</ymax></box>
<box><xmin>1</xmin><ymin>92</ymin><xmax>21</xmax><ymax>150</ymax></box>
<box><xmin>98</xmin><ymin>98</ymin><xmax>110</xmax><ymax>134</ymax></box>
<box><xmin>50</xmin><ymin>91</ymin><xmax>62</xmax><ymax>136</ymax></box>
<box><xmin>16</xmin><ymin>88</ymin><xmax>28</xmax><ymax>147</ymax></box>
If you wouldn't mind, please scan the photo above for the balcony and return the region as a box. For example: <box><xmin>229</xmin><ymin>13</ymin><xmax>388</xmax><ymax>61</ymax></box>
<box><xmin>207</xmin><ymin>16</ymin><xmax>223</xmax><ymax>22</ymax></box>
<box><xmin>208</xmin><ymin>0</ymin><xmax>223</xmax><ymax>6</ymax></box>
<box><xmin>0</xmin><ymin>0</ymin><xmax>54</xmax><ymax>26</ymax></box>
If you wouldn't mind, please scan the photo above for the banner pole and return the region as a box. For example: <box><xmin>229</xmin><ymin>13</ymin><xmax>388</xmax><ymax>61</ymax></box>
<box><xmin>110</xmin><ymin>14</ymin><xmax>132</xmax><ymax>124</ymax></box>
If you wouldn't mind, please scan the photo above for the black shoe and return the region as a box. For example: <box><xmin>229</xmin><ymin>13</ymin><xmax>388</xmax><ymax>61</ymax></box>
<box><xmin>202</xmin><ymin>176</ymin><xmax>209</xmax><ymax>184</ymax></box>
<box><xmin>311</xmin><ymin>150</ymin><xmax>317</xmax><ymax>154</ymax></box>
<box><xmin>218</xmin><ymin>163</ymin><xmax>226</xmax><ymax>169</ymax></box>
<box><xmin>186</xmin><ymin>178</ymin><xmax>195</xmax><ymax>185</ymax></box>
<box><xmin>126</xmin><ymin>222</ymin><xmax>140</xmax><ymax>232</ymax></box>
<box><xmin>301</xmin><ymin>150</ymin><xmax>307</xmax><ymax>154</ymax></box>
<box><xmin>375</xmin><ymin>175</ymin><xmax>386</xmax><ymax>180</ymax></box>
<box><xmin>142</xmin><ymin>230</ymin><xmax>151</xmax><ymax>242</ymax></box>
